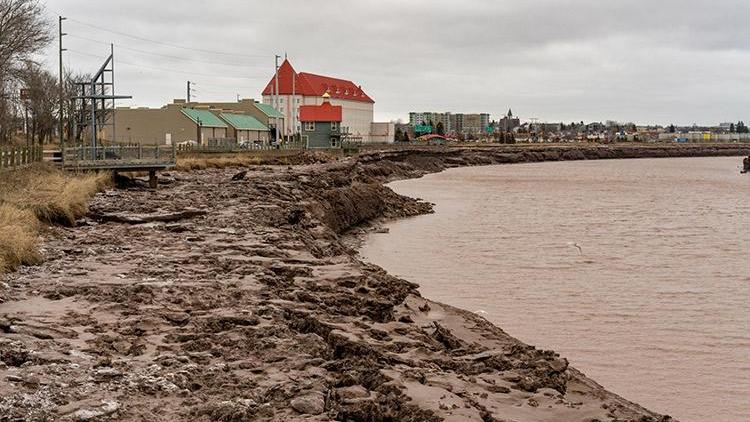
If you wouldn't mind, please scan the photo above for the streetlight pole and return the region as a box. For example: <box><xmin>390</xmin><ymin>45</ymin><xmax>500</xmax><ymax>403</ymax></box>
<box><xmin>58</xmin><ymin>16</ymin><xmax>67</xmax><ymax>146</ymax></box>
<box><xmin>196</xmin><ymin>117</ymin><xmax>202</xmax><ymax>146</ymax></box>
<box><xmin>274</xmin><ymin>54</ymin><xmax>280</xmax><ymax>145</ymax></box>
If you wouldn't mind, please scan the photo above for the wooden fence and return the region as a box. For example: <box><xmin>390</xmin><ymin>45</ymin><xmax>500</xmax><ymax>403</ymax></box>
<box><xmin>0</xmin><ymin>146</ymin><xmax>43</xmax><ymax>172</ymax></box>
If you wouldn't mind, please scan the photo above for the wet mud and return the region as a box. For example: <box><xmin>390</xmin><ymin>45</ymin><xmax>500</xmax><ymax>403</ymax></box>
<box><xmin>3</xmin><ymin>144</ymin><xmax>747</xmax><ymax>421</ymax></box>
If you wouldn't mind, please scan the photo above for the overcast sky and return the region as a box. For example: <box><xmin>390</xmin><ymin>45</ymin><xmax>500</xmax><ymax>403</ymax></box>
<box><xmin>42</xmin><ymin>0</ymin><xmax>749</xmax><ymax>125</ymax></box>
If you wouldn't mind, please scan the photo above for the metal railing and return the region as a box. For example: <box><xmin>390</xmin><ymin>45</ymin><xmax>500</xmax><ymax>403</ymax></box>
<box><xmin>0</xmin><ymin>146</ymin><xmax>43</xmax><ymax>172</ymax></box>
<box><xmin>61</xmin><ymin>143</ymin><xmax>176</xmax><ymax>170</ymax></box>
<box><xmin>176</xmin><ymin>141</ymin><xmax>306</xmax><ymax>154</ymax></box>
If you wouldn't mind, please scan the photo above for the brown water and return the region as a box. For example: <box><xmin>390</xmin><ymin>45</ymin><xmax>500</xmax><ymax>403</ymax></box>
<box><xmin>360</xmin><ymin>157</ymin><xmax>750</xmax><ymax>422</ymax></box>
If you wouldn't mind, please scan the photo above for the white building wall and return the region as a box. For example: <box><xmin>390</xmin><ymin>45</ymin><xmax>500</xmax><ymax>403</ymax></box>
<box><xmin>371</xmin><ymin>122</ymin><xmax>395</xmax><ymax>143</ymax></box>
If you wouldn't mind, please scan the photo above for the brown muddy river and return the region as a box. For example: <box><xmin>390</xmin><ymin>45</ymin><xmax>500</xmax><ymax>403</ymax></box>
<box><xmin>360</xmin><ymin>156</ymin><xmax>750</xmax><ymax>422</ymax></box>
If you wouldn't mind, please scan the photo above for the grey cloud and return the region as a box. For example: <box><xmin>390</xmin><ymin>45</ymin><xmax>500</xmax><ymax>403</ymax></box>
<box><xmin>43</xmin><ymin>0</ymin><xmax>750</xmax><ymax>124</ymax></box>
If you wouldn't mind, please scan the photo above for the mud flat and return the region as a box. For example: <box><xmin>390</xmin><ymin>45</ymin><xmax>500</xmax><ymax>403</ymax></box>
<box><xmin>1</xmin><ymin>144</ymin><xmax>748</xmax><ymax>421</ymax></box>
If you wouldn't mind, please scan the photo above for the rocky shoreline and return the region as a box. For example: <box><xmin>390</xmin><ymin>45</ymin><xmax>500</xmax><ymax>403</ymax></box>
<box><xmin>2</xmin><ymin>144</ymin><xmax>748</xmax><ymax>421</ymax></box>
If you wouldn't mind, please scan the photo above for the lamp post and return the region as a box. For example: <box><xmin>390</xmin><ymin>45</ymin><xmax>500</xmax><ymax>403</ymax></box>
<box><xmin>196</xmin><ymin>117</ymin><xmax>202</xmax><ymax>146</ymax></box>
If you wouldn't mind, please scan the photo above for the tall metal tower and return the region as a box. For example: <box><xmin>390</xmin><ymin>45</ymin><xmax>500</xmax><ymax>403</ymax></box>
<box><xmin>72</xmin><ymin>46</ymin><xmax>132</xmax><ymax>152</ymax></box>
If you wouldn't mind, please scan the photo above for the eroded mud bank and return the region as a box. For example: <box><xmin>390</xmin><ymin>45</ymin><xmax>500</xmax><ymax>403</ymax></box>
<box><xmin>2</xmin><ymin>144</ymin><xmax>747</xmax><ymax>421</ymax></box>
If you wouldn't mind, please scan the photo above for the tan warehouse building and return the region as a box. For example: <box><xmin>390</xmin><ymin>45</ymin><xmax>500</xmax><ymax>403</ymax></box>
<box><xmin>105</xmin><ymin>99</ymin><xmax>283</xmax><ymax>145</ymax></box>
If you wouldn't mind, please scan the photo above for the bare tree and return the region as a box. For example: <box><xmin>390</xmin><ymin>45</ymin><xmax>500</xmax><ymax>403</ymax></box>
<box><xmin>19</xmin><ymin>63</ymin><xmax>57</xmax><ymax>144</ymax></box>
<box><xmin>0</xmin><ymin>0</ymin><xmax>52</xmax><ymax>143</ymax></box>
<box><xmin>0</xmin><ymin>0</ymin><xmax>51</xmax><ymax>73</ymax></box>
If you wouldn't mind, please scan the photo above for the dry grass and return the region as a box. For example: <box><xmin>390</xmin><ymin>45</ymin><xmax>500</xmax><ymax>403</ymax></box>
<box><xmin>0</xmin><ymin>205</ymin><xmax>41</xmax><ymax>273</ymax></box>
<box><xmin>174</xmin><ymin>150</ymin><xmax>342</xmax><ymax>171</ymax></box>
<box><xmin>174</xmin><ymin>155</ymin><xmax>264</xmax><ymax>171</ymax></box>
<box><xmin>0</xmin><ymin>164</ymin><xmax>112</xmax><ymax>273</ymax></box>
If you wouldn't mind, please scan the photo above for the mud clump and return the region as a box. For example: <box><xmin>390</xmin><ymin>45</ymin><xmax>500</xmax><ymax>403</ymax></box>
<box><xmin>0</xmin><ymin>144</ymin><xmax>704</xmax><ymax>421</ymax></box>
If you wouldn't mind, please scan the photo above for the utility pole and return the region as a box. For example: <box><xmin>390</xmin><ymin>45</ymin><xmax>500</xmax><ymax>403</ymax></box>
<box><xmin>187</xmin><ymin>81</ymin><xmax>191</xmax><ymax>102</ymax></box>
<box><xmin>274</xmin><ymin>54</ymin><xmax>280</xmax><ymax>144</ymax></box>
<box><xmin>292</xmin><ymin>61</ymin><xmax>296</xmax><ymax>137</ymax></box>
<box><xmin>111</xmin><ymin>43</ymin><xmax>116</xmax><ymax>143</ymax></box>
<box><xmin>24</xmin><ymin>105</ymin><xmax>29</xmax><ymax>146</ymax></box>
<box><xmin>274</xmin><ymin>55</ymin><xmax>280</xmax><ymax>108</ymax></box>
<box><xmin>58</xmin><ymin>16</ymin><xmax>67</xmax><ymax>146</ymax></box>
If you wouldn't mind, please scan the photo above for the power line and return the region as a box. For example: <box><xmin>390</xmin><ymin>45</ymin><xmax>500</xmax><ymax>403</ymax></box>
<box><xmin>67</xmin><ymin>49</ymin><xmax>268</xmax><ymax>81</ymax></box>
<box><xmin>186</xmin><ymin>81</ymin><xmax>257</xmax><ymax>91</ymax></box>
<box><xmin>67</xmin><ymin>34</ymin><xmax>269</xmax><ymax>69</ymax></box>
<box><xmin>65</xmin><ymin>16</ymin><xmax>271</xmax><ymax>59</ymax></box>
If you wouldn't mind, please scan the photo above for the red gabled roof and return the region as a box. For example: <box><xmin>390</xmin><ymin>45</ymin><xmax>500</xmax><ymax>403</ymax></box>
<box><xmin>262</xmin><ymin>59</ymin><xmax>374</xmax><ymax>104</ymax></box>
<box><xmin>299</xmin><ymin>101</ymin><xmax>342</xmax><ymax>122</ymax></box>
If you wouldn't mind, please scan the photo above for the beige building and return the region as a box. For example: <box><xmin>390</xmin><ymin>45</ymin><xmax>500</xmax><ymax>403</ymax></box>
<box><xmin>108</xmin><ymin>103</ymin><xmax>223</xmax><ymax>145</ymax></box>
<box><xmin>106</xmin><ymin>99</ymin><xmax>281</xmax><ymax>145</ymax></box>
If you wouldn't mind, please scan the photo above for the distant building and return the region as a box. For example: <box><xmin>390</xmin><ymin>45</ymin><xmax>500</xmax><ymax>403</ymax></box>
<box><xmin>459</xmin><ymin>113</ymin><xmax>490</xmax><ymax>135</ymax></box>
<box><xmin>262</xmin><ymin>59</ymin><xmax>391</xmax><ymax>143</ymax></box>
<box><xmin>658</xmin><ymin>132</ymin><xmax>750</xmax><ymax>142</ymax></box>
<box><xmin>299</xmin><ymin>94</ymin><xmax>343</xmax><ymax>149</ymax></box>
<box><xmin>409</xmin><ymin>112</ymin><xmax>451</xmax><ymax>132</ymax></box>
<box><xmin>497</xmin><ymin>109</ymin><xmax>520</xmax><ymax>132</ymax></box>
<box><xmin>409</xmin><ymin>111</ymin><xmax>490</xmax><ymax>136</ymax></box>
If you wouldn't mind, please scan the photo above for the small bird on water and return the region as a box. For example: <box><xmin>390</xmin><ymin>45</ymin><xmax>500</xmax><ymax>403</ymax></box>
<box><xmin>567</xmin><ymin>242</ymin><xmax>583</xmax><ymax>254</ymax></box>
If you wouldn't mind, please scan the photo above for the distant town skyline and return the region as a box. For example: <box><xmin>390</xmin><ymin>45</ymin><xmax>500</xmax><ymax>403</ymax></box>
<box><xmin>43</xmin><ymin>0</ymin><xmax>750</xmax><ymax>126</ymax></box>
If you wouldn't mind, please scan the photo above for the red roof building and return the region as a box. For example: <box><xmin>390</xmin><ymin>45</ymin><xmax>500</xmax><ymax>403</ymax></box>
<box><xmin>299</xmin><ymin>99</ymin><xmax>343</xmax><ymax>122</ymax></box>
<box><xmin>261</xmin><ymin>58</ymin><xmax>383</xmax><ymax>142</ymax></box>
<box><xmin>262</xmin><ymin>59</ymin><xmax>374</xmax><ymax>104</ymax></box>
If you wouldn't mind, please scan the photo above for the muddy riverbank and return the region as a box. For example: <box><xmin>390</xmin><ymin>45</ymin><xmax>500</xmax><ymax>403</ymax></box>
<box><xmin>2</xmin><ymin>144</ymin><xmax>747</xmax><ymax>421</ymax></box>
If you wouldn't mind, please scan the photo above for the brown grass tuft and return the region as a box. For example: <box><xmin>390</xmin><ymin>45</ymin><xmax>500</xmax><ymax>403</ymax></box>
<box><xmin>0</xmin><ymin>205</ymin><xmax>41</xmax><ymax>273</ymax></box>
<box><xmin>0</xmin><ymin>164</ymin><xmax>112</xmax><ymax>273</ymax></box>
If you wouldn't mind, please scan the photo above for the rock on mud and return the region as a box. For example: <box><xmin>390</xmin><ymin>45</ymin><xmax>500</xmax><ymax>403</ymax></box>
<box><xmin>290</xmin><ymin>392</ymin><xmax>325</xmax><ymax>415</ymax></box>
<box><xmin>72</xmin><ymin>400</ymin><xmax>121</xmax><ymax>421</ymax></box>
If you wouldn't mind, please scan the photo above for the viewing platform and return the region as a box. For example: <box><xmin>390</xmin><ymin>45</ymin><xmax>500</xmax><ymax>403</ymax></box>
<box><xmin>61</xmin><ymin>144</ymin><xmax>176</xmax><ymax>187</ymax></box>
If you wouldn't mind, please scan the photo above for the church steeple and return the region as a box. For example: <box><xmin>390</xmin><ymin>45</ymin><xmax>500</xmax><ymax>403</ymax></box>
<box><xmin>507</xmin><ymin>108</ymin><xmax>513</xmax><ymax>118</ymax></box>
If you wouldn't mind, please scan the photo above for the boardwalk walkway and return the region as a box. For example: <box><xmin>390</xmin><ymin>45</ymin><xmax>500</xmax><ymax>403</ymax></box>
<box><xmin>61</xmin><ymin>144</ymin><xmax>176</xmax><ymax>187</ymax></box>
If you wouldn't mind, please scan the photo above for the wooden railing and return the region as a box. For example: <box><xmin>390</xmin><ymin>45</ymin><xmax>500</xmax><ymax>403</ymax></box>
<box><xmin>0</xmin><ymin>146</ymin><xmax>43</xmax><ymax>172</ymax></box>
